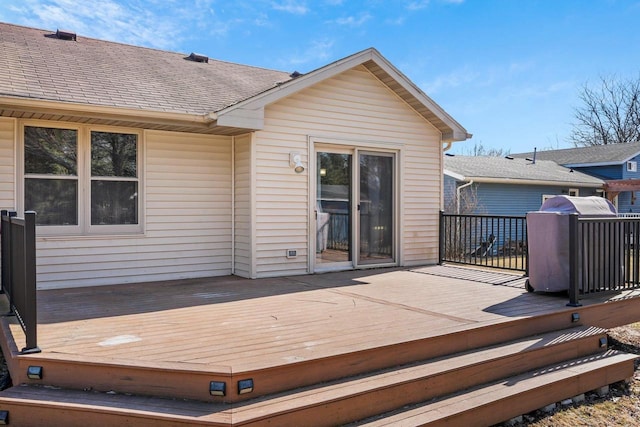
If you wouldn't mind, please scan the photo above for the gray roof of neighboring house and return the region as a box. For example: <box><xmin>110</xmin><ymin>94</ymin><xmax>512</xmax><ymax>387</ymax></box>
<box><xmin>512</xmin><ymin>142</ymin><xmax>640</xmax><ymax>166</ymax></box>
<box><xmin>0</xmin><ymin>22</ymin><xmax>292</xmax><ymax>115</ymax></box>
<box><xmin>444</xmin><ymin>155</ymin><xmax>605</xmax><ymax>186</ymax></box>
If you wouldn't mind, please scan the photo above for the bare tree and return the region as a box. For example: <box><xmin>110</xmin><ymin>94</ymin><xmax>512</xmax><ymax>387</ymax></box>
<box><xmin>444</xmin><ymin>182</ymin><xmax>484</xmax><ymax>215</ymax></box>
<box><xmin>459</xmin><ymin>142</ymin><xmax>510</xmax><ymax>157</ymax></box>
<box><xmin>569</xmin><ymin>75</ymin><xmax>640</xmax><ymax>146</ymax></box>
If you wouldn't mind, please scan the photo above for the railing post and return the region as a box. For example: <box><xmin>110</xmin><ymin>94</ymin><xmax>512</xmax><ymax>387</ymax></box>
<box><xmin>1</xmin><ymin>209</ymin><xmax>7</xmax><ymax>296</ymax></box>
<box><xmin>567</xmin><ymin>213</ymin><xmax>582</xmax><ymax>307</ymax></box>
<box><xmin>439</xmin><ymin>210</ymin><xmax>444</xmax><ymax>265</ymax></box>
<box><xmin>21</xmin><ymin>211</ymin><xmax>39</xmax><ymax>353</ymax></box>
<box><xmin>1</xmin><ymin>210</ymin><xmax>17</xmax><ymax>315</ymax></box>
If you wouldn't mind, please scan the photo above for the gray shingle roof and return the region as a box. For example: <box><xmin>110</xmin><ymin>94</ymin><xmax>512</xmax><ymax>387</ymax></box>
<box><xmin>444</xmin><ymin>155</ymin><xmax>604</xmax><ymax>185</ymax></box>
<box><xmin>0</xmin><ymin>22</ymin><xmax>293</xmax><ymax>115</ymax></box>
<box><xmin>512</xmin><ymin>143</ymin><xmax>640</xmax><ymax>166</ymax></box>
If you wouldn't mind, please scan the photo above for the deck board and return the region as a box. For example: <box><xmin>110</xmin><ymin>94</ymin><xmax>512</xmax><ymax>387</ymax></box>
<box><xmin>4</xmin><ymin>265</ymin><xmax>640</xmax><ymax>387</ymax></box>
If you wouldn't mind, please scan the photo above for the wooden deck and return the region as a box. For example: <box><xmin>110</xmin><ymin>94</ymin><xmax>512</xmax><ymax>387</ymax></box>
<box><xmin>0</xmin><ymin>265</ymin><xmax>639</xmax><ymax>425</ymax></box>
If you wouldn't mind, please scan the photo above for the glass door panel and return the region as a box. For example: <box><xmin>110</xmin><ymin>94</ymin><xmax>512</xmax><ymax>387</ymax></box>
<box><xmin>316</xmin><ymin>152</ymin><xmax>352</xmax><ymax>267</ymax></box>
<box><xmin>358</xmin><ymin>153</ymin><xmax>394</xmax><ymax>265</ymax></box>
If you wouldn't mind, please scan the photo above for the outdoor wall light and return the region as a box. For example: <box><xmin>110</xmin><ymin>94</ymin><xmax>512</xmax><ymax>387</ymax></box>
<box><xmin>209</xmin><ymin>381</ymin><xmax>226</xmax><ymax>397</ymax></box>
<box><xmin>0</xmin><ymin>410</ymin><xmax>8</xmax><ymax>425</ymax></box>
<box><xmin>238</xmin><ymin>378</ymin><xmax>254</xmax><ymax>395</ymax></box>
<box><xmin>290</xmin><ymin>152</ymin><xmax>305</xmax><ymax>173</ymax></box>
<box><xmin>599</xmin><ymin>337</ymin><xmax>608</xmax><ymax>348</ymax></box>
<box><xmin>27</xmin><ymin>365</ymin><xmax>43</xmax><ymax>380</ymax></box>
<box><xmin>571</xmin><ymin>313</ymin><xmax>580</xmax><ymax>323</ymax></box>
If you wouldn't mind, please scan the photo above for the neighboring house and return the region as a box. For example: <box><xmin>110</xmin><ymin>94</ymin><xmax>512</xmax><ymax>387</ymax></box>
<box><xmin>513</xmin><ymin>143</ymin><xmax>640</xmax><ymax>213</ymax></box>
<box><xmin>0</xmin><ymin>22</ymin><xmax>470</xmax><ymax>289</ymax></box>
<box><xmin>443</xmin><ymin>155</ymin><xmax>605</xmax><ymax>215</ymax></box>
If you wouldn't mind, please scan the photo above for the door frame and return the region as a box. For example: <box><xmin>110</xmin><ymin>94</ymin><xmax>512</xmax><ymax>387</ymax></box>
<box><xmin>309</xmin><ymin>136</ymin><xmax>402</xmax><ymax>273</ymax></box>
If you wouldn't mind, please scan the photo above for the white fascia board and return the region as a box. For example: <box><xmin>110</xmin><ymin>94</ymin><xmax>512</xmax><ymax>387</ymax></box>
<box><xmin>0</xmin><ymin>96</ymin><xmax>212</xmax><ymax>126</ymax></box>
<box><xmin>214</xmin><ymin>49</ymin><xmax>380</xmax><ymax>128</ymax></box>
<box><xmin>443</xmin><ymin>169</ymin><xmax>466</xmax><ymax>181</ymax></box>
<box><xmin>369</xmin><ymin>52</ymin><xmax>470</xmax><ymax>142</ymax></box>
<box><xmin>215</xmin><ymin>107</ymin><xmax>264</xmax><ymax>129</ymax></box>
<box><xmin>215</xmin><ymin>48</ymin><xmax>470</xmax><ymax>140</ymax></box>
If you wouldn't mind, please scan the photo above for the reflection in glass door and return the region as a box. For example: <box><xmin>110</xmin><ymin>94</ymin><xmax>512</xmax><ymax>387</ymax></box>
<box><xmin>316</xmin><ymin>152</ymin><xmax>352</xmax><ymax>267</ymax></box>
<box><xmin>358</xmin><ymin>153</ymin><xmax>394</xmax><ymax>264</ymax></box>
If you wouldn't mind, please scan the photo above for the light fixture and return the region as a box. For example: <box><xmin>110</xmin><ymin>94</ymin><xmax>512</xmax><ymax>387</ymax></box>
<box><xmin>290</xmin><ymin>152</ymin><xmax>305</xmax><ymax>173</ymax></box>
<box><xmin>0</xmin><ymin>410</ymin><xmax>7</xmax><ymax>425</ymax></box>
<box><xmin>571</xmin><ymin>313</ymin><xmax>580</xmax><ymax>323</ymax></box>
<box><xmin>27</xmin><ymin>366</ymin><xmax>43</xmax><ymax>380</ymax></box>
<box><xmin>599</xmin><ymin>337</ymin><xmax>608</xmax><ymax>348</ymax></box>
<box><xmin>238</xmin><ymin>378</ymin><xmax>254</xmax><ymax>395</ymax></box>
<box><xmin>209</xmin><ymin>381</ymin><xmax>226</xmax><ymax>396</ymax></box>
<box><xmin>319</xmin><ymin>168</ymin><xmax>327</xmax><ymax>177</ymax></box>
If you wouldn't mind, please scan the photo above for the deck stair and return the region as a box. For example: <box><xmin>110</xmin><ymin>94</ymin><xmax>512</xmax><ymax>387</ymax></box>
<box><xmin>0</xmin><ymin>323</ymin><xmax>636</xmax><ymax>426</ymax></box>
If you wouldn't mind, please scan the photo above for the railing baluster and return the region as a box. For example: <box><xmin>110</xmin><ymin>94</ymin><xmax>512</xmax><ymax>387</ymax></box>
<box><xmin>439</xmin><ymin>213</ymin><xmax>527</xmax><ymax>273</ymax></box>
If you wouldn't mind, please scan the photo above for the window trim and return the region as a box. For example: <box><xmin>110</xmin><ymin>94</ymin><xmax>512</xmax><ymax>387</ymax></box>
<box><xmin>19</xmin><ymin>120</ymin><xmax>144</xmax><ymax>236</ymax></box>
<box><xmin>627</xmin><ymin>161</ymin><xmax>637</xmax><ymax>172</ymax></box>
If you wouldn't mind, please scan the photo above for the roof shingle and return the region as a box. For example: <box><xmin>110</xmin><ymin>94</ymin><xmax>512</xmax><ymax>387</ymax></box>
<box><xmin>0</xmin><ymin>22</ymin><xmax>293</xmax><ymax>115</ymax></box>
<box><xmin>512</xmin><ymin>143</ymin><xmax>640</xmax><ymax>166</ymax></box>
<box><xmin>444</xmin><ymin>155</ymin><xmax>604</xmax><ymax>185</ymax></box>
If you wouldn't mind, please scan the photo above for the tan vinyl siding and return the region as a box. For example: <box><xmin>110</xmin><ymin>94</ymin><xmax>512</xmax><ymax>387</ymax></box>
<box><xmin>234</xmin><ymin>133</ymin><xmax>253</xmax><ymax>278</ymax></box>
<box><xmin>35</xmin><ymin>130</ymin><xmax>233</xmax><ymax>289</ymax></box>
<box><xmin>0</xmin><ymin>118</ymin><xmax>15</xmax><ymax>211</ymax></box>
<box><xmin>253</xmin><ymin>65</ymin><xmax>442</xmax><ymax>277</ymax></box>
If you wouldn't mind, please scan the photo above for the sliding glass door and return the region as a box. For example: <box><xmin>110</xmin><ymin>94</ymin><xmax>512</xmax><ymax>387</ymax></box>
<box><xmin>316</xmin><ymin>151</ymin><xmax>352</xmax><ymax>268</ymax></box>
<box><xmin>358</xmin><ymin>152</ymin><xmax>394</xmax><ymax>264</ymax></box>
<box><xmin>315</xmin><ymin>149</ymin><xmax>395</xmax><ymax>271</ymax></box>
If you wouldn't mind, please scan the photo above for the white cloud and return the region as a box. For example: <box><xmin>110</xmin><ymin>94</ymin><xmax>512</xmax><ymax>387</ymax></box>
<box><xmin>406</xmin><ymin>0</ymin><xmax>430</xmax><ymax>10</ymax></box>
<box><xmin>422</xmin><ymin>66</ymin><xmax>480</xmax><ymax>94</ymax></box>
<box><xmin>406</xmin><ymin>0</ymin><xmax>463</xmax><ymax>11</ymax></box>
<box><xmin>2</xmin><ymin>0</ymin><xmax>194</xmax><ymax>49</ymax></box>
<box><xmin>332</xmin><ymin>13</ymin><xmax>371</xmax><ymax>27</ymax></box>
<box><xmin>271</xmin><ymin>0</ymin><xmax>308</xmax><ymax>15</ymax></box>
<box><xmin>283</xmin><ymin>38</ymin><xmax>334</xmax><ymax>67</ymax></box>
<box><xmin>385</xmin><ymin>16</ymin><xmax>405</xmax><ymax>25</ymax></box>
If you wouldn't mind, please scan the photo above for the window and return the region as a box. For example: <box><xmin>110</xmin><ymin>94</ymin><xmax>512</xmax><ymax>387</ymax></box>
<box><xmin>628</xmin><ymin>161</ymin><xmax>637</xmax><ymax>172</ymax></box>
<box><xmin>22</xmin><ymin>123</ymin><xmax>142</xmax><ymax>234</ymax></box>
<box><xmin>90</xmin><ymin>131</ymin><xmax>138</xmax><ymax>225</ymax></box>
<box><xmin>568</xmin><ymin>189</ymin><xmax>579</xmax><ymax>197</ymax></box>
<box><xmin>24</xmin><ymin>126</ymin><xmax>79</xmax><ymax>225</ymax></box>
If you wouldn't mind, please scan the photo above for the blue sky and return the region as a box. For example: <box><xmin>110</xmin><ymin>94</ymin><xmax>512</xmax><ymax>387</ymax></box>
<box><xmin>1</xmin><ymin>0</ymin><xmax>640</xmax><ymax>154</ymax></box>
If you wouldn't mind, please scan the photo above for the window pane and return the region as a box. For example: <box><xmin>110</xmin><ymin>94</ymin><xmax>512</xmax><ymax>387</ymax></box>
<box><xmin>91</xmin><ymin>131</ymin><xmax>137</xmax><ymax>177</ymax></box>
<box><xmin>25</xmin><ymin>178</ymin><xmax>78</xmax><ymax>225</ymax></box>
<box><xmin>24</xmin><ymin>126</ymin><xmax>77</xmax><ymax>175</ymax></box>
<box><xmin>91</xmin><ymin>181</ymin><xmax>138</xmax><ymax>225</ymax></box>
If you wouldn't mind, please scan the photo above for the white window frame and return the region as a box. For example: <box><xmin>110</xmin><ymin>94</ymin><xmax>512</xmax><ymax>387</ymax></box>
<box><xmin>568</xmin><ymin>188</ymin><xmax>579</xmax><ymax>197</ymax></box>
<box><xmin>628</xmin><ymin>161</ymin><xmax>637</xmax><ymax>172</ymax></box>
<box><xmin>18</xmin><ymin>120</ymin><xmax>144</xmax><ymax>236</ymax></box>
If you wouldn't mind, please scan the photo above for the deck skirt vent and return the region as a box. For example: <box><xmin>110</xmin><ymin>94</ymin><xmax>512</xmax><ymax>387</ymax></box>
<box><xmin>188</xmin><ymin>52</ymin><xmax>209</xmax><ymax>63</ymax></box>
<box><xmin>56</xmin><ymin>29</ymin><xmax>77</xmax><ymax>41</ymax></box>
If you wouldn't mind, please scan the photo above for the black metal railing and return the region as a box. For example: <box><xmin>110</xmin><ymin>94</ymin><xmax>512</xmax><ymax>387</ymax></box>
<box><xmin>568</xmin><ymin>214</ymin><xmax>640</xmax><ymax>306</ymax></box>
<box><xmin>1</xmin><ymin>210</ymin><xmax>40</xmax><ymax>353</ymax></box>
<box><xmin>439</xmin><ymin>212</ymin><xmax>528</xmax><ymax>272</ymax></box>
